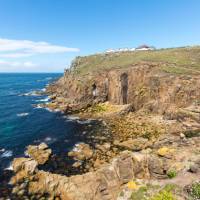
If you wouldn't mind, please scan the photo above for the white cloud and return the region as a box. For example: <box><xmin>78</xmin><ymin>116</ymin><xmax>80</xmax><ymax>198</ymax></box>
<box><xmin>0</xmin><ymin>59</ymin><xmax>37</xmax><ymax>71</ymax></box>
<box><xmin>0</xmin><ymin>53</ymin><xmax>33</xmax><ymax>58</ymax></box>
<box><xmin>0</xmin><ymin>38</ymin><xmax>80</xmax><ymax>58</ymax></box>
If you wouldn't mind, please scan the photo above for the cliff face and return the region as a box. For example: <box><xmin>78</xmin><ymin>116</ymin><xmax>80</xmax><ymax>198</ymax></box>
<box><xmin>9</xmin><ymin>47</ymin><xmax>200</xmax><ymax>200</ymax></box>
<box><xmin>48</xmin><ymin>48</ymin><xmax>200</xmax><ymax>114</ymax></box>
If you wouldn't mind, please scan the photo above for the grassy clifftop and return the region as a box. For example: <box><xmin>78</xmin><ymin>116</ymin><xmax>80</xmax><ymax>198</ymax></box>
<box><xmin>71</xmin><ymin>46</ymin><xmax>200</xmax><ymax>75</ymax></box>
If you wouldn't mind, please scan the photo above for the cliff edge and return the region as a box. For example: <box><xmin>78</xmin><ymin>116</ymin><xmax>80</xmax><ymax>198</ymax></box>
<box><xmin>9</xmin><ymin>46</ymin><xmax>200</xmax><ymax>200</ymax></box>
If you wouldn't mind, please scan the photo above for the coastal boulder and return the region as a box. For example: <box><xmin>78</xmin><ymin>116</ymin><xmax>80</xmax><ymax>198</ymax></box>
<box><xmin>26</xmin><ymin>143</ymin><xmax>52</xmax><ymax>165</ymax></box>
<box><xmin>114</xmin><ymin>138</ymin><xmax>149</xmax><ymax>151</ymax></box>
<box><xmin>12</xmin><ymin>157</ymin><xmax>38</xmax><ymax>174</ymax></box>
<box><xmin>68</xmin><ymin>143</ymin><xmax>93</xmax><ymax>161</ymax></box>
<box><xmin>11</xmin><ymin>157</ymin><xmax>38</xmax><ymax>185</ymax></box>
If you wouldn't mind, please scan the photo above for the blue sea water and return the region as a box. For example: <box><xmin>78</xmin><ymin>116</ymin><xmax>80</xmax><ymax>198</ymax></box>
<box><xmin>0</xmin><ymin>73</ymin><xmax>86</xmax><ymax>170</ymax></box>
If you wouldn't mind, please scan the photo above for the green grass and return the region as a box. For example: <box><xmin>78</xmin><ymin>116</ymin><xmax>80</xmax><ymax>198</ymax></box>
<box><xmin>184</xmin><ymin>129</ymin><xmax>200</xmax><ymax>138</ymax></box>
<box><xmin>150</xmin><ymin>184</ymin><xmax>177</xmax><ymax>200</ymax></box>
<box><xmin>70</xmin><ymin>46</ymin><xmax>200</xmax><ymax>75</ymax></box>
<box><xmin>130</xmin><ymin>184</ymin><xmax>177</xmax><ymax>200</ymax></box>
<box><xmin>131</xmin><ymin>186</ymin><xmax>148</xmax><ymax>200</ymax></box>
<box><xmin>167</xmin><ymin>170</ymin><xmax>177</xmax><ymax>179</ymax></box>
<box><xmin>150</xmin><ymin>190</ymin><xmax>175</xmax><ymax>200</ymax></box>
<box><xmin>191</xmin><ymin>182</ymin><xmax>200</xmax><ymax>199</ymax></box>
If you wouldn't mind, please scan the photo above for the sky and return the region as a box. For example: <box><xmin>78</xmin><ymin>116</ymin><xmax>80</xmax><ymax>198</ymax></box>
<box><xmin>0</xmin><ymin>0</ymin><xmax>200</xmax><ymax>72</ymax></box>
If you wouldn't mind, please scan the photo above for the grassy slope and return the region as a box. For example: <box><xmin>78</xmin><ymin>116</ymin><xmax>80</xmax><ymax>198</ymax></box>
<box><xmin>72</xmin><ymin>46</ymin><xmax>200</xmax><ymax>75</ymax></box>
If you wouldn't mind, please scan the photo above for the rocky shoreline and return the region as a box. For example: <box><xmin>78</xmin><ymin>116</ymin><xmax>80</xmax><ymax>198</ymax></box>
<box><xmin>3</xmin><ymin>49</ymin><xmax>200</xmax><ymax>199</ymax></box>
<box><xmin>2</xmin><ymin>94</ymin><xmax>200</xmax><ymax>199</ymax></box>
<box><xmin>7</xmin><ymin>130</ymin><xmax>200</xmax><ymax>200</ymax></box>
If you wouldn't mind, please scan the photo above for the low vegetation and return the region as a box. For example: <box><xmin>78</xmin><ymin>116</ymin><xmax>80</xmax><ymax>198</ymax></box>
<box><xmin>130</xmin><ymin>184</ymin><xmax>177</xmax><ymax>200</ymax></box>
<box><xmin>108</xmin><ymin>113</ymin><xmax>165</xmax><ymax>140</ymax></box>
<box><xmin>190</xmin><ymin>182</ymin><xmax>200</xmax><ymax>199</ymax></box>
<box><xmin>71</xmin><ymin>46</ymin><xmax>200</xmax><ymax>75</ymax></box>
<box><xmin>167</xmin><ymin>170</ymin><xmax>177</xmax><ymax>179</ymax></box>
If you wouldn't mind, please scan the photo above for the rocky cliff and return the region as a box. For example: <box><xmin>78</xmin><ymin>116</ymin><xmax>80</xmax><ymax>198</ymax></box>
<box><xmin>47</xmin><ymin>47</ymin><xmax>200</xmax><ymax>115</ymax></box>
<box><xmin>8</xmin><ymin>46</ymin><xmax>200</xmax><ymax>200</ymax></box>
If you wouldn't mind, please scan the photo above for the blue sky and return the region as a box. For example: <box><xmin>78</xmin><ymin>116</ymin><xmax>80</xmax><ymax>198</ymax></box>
<box><xmin>0</xmin><ymin>0</ymin><xmax>200</xmax><ymax>72</ymax></box>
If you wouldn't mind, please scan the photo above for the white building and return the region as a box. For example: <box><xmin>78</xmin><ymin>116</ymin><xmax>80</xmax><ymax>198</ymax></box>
<box><xmin>105</xmin><ymin>45</ymin><xmax>155</xmax><ymax>53</ymax></box>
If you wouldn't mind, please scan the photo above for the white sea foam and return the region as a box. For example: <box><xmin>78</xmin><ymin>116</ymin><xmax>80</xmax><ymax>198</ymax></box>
<box><xmin>35</xmin><ymin>104</ymin><xmax>42</xmax><ymax>109</ymax></box>
<box><xmin>4</xmin><ymin>163</ymin><xmax>13</xmax><ymax>171</ymax></box>
<box><xmin>17</xmin><ymin>113</ymin><xmax>29</xmax><ymax>117</ymax></box>
<box><xmin>72</xmin><ymin>143</ymin><xmax>82</xmax><ymax>152</ymax></box>
<box><xmin>44</xmin><ymin>137</ymin><xmax>52</xmax><ymax>142</ymax></box>
<box><xmin>43</xmin><ymin>137</ymin><xmax>56</xmax><ymax>144</ymax></box>
<box><xmin>66</xmin><ymin>115</ymin><xmax>80</xmax><ymax>120</ymax></box>
<box><xmin>20</xmin><ymin>91</ymin><xmax>40</xmax><ymax>96</ymax></box>
<box><xmin>34</xmin><ymin>104</ymin><xmax>58</xmax><ymax>113</ymax></box>
<box><xmin>77</xmin><ymin>119</ymin><xmax>92</xmax><ymax>124</ymax></box>
<box><xmin>0</xmin><ymin>148</ymin><xmax>5</xmax><ymax>152</ymax></box>
<box><xmin>44</xmin><ymin>107</ymin><xmax>60</xmax><ymax>113</ymax></box>
<box><xmin>36</xmin><ymin>97</ymin><xmax>50</xmax><ymax>102</ymax></box>
<box><xmin>0</xmin><ymin>150</ymin><xmax>13</xmax><ymax>158</ymax></box>
<box><xmin>45</xmin><ymin>107</ymin><xmax>53</xmax><ymax>112</ymax></box>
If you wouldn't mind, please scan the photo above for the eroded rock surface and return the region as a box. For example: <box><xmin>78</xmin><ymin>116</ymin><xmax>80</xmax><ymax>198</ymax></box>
<box><xmin>10</xmin><ymin>136</ymin><xmax>200</xmax><ymax>200</ymax></box>
<box><xmin>26</xmin><ymin>142</ymin><xmax>52</xmax><ymax>165</ymax></box>
<box><xmin>68</xmin><ymin>143</ymin><xmax>93</xmax><ymax>161</ymax></box>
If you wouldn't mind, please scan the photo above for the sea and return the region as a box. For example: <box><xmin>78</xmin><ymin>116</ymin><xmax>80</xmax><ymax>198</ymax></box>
<box><xmin>0</xmin><ymin>73</ymin><xmax>91</xmax><ymax>171</ymax></box>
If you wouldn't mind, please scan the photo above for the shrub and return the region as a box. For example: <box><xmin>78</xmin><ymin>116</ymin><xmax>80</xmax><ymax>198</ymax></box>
<box><xmin>150</xmin><ymin>190</ymin><xmax>176</xmax><ymax>200</ymax></box>
<box><xmin>191</xmin><ymin>182</ymin><xmax>200</xmax><ymax>199</ymax></box>
<box><xmin>167</xmin><ymin>170</ymin><xmax>177</xmax><ymax>179</ymax></box>
<box><xmin>150</xmin><ymin>184</ymin><xmax>177</xmax><ymax>200</ymax></box>
<box><xmin>131</xmin><ymin>186</ymin><xmax>148</xmax><ymax>200</ymax></box>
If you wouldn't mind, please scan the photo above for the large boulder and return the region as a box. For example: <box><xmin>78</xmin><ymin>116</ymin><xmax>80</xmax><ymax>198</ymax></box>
<box><xmin>68</xmin><ymin>143</ymin><xmax>93</xmax><ymax>161</ymax></box>
<box><xmin>148</xmin><ymin>155</ymin><xmax>170</xmax><ymax>178</ymax></box>
<box><xmin>10</xmin><ymin>149</ymin><xmax>151</xmax><ymax>200</ymax></box>
<box><xmin>26</xmin><ymin>142</ymin><xmax>52</xmax><ymax>164</ymax></box>
<box><xmin>114</xmin><ymin>138</ymin><xmax>150</xmax><ymax>151</ymax></box>
<box><xmin>10</xmin><ymin>157</ymin><xmax>38</xmax><ymax>185</ymax></box>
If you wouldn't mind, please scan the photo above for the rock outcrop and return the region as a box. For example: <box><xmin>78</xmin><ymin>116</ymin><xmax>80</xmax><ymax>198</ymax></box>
<box><xmin>26</xmin><ymin>142</ymin><xmax>52</xmax><ymax>165</ymax></box>
<box><xmin>47</xmin><ymin>60</ymin><xmax>200</xmax><ymax>116</ymax></box>
<box><xmin>68</xmin><ymin>143</ymin><xmax>94</xmax><ymax>160</ymax></box>
<box><xmin>10</xmin><ymin>136</ymin><xmax>200</xmax><ymax>199</ymax></box>
<box><xmin>11</xmin><ymin>144</ymin><xmax>149</xmax><ymax>200</ymax></box>
<box><xmin>8</xmin><ymin>47</ymin><xmax>200</xmax><ymax>199</ymax></box>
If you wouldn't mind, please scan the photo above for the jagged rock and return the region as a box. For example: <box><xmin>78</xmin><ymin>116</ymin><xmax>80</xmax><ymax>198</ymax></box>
<box><xmin>94</xmin><ymin>158</ymin><xmax>102</xmax><ymax>168</ymax></box>
<box><xmin>95</xmin><ymin>143</ymin><xmax>111</xmax><ymax>152</ymax></box>
<box><xmin>114</xmin><ymin>138</ymin><xmax>149</xmax><ymax>151</ymax></box>
<box><xmin>12</xmin><ymin>157</ymin><xmax>38</xmax><ymax>174</ymax></box>
<box><xmin>189</xmin><ymin>164</ymin><xmax>199</xmax><ymax>173</ymax></box>
<box><xmin>68</xmin><ymin>143</ymin><xmax>93</xmax><ymax>161</ymax></box>
<box><xmin>148</xmin><ymin>155</ymin><xmax>169</xmax><ymax>178</ymax></box>
<box><xmin>26</xmin><ymin>143</ymin><xmax>52</xmax><ymax>164</ymax></box>
<box><xmin>72</xmin><ymin>161</ymin><xmax>82</xmax><ymax>168</ymax></box>
<box><xmin>11</xmin><ymin>148</ymin><xmax>151</xmax><ymax>200</ymax></box>
<box><xmin>10</xmin><ymin>157</ymin><xmax>38</xmax><ymax>185</ymax></box>
<box><xmin>10</xmin><ymin>136</ymin><xmax>200</xmax><ymax>200</ymax></box>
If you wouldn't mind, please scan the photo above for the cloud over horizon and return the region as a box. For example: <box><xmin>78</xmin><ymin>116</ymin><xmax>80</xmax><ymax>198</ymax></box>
<box><xmin>0</xmin><ymin>38</ymin><xmax>80</xmax><ymax>72</ymax></box>
<box><xmin>0</xmin><ymin>38</ymin><xmax>80</xmax><ymax>58</ymax></box>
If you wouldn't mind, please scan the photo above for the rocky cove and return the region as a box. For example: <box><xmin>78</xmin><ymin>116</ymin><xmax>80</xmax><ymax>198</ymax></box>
<box><xmin>4</xmin><ymin>47</ymin><xmax>200</xmax><ymax>200</ymax></box>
